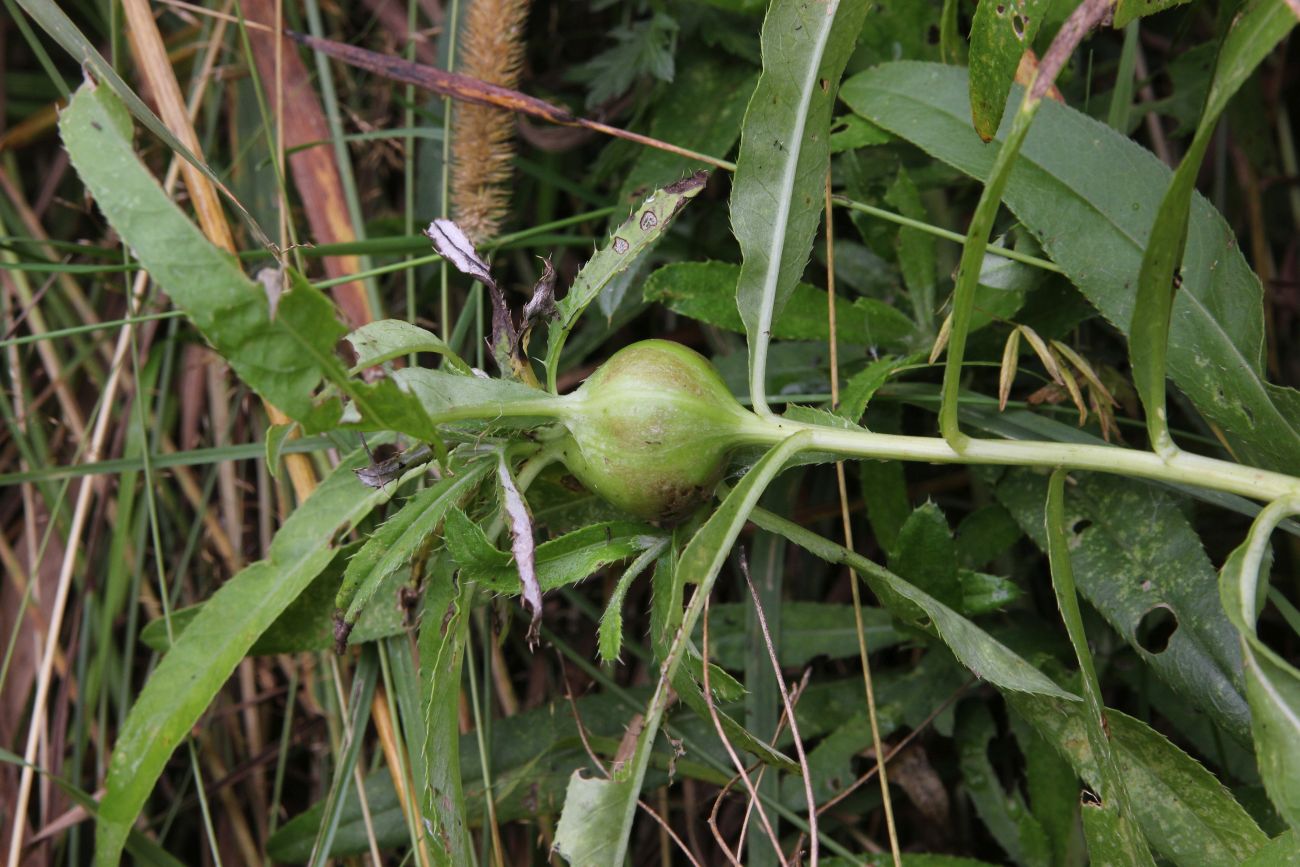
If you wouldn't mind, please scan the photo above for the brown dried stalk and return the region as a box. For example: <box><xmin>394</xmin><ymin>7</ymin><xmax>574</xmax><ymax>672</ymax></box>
<box><xmin>451</xmin><ymin>0</ymin><xmax>531</xmax><ymax>242</ymax></box>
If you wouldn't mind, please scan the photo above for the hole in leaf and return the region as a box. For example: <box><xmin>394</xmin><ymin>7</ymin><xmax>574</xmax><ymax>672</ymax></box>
<box><xmin>1136</xmin><ymin>605</ymin><xmax>1178</xmax><ymax>654</ymax></box>
<box><xmin>927</xmin><ymin>24</ymin><xmax>940</xmax><ymax>44</ymax></box>
<box><xmin>1069</xmin><ymin>518</ymin><xmax>1093</xmax><ymax>536</ymax></box>
<box><xmin>1012</xmin><ymin>14</ymin><xmax>1026</xmax><ymax>40</ymax></box>
<box><xmin>995</xmin><ymin>3</ymin><xmax>1006</xmax><ymax>13</ymax></box>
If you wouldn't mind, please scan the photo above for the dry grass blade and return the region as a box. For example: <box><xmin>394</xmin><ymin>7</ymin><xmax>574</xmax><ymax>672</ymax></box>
<box><xmin>700</xmin><ymin>594</ymin><xmax>786</xmax><ymax>864</ymax></box>
<box><xmin>999</xmin><ymin>327</ymin><xmax>1022</xmax><ymax>411</ymax></box>
<box><xmin>1051</xmin><ymin>339</ymin><xmax>1119</xmax><ymax>408</ymax></box>
<box><xmin>1016</xmin><ymin>324</ymin><xmax>1064</xmax><ymax>385</ymax></box>
<box><xmin>283</xmin><ymin>29</ymin><xmax>734</xmax><ymax>171</ymax></box>
<box><xmin>929</xmin><ymin>312</ymin><xmax>953</xmax><ymax>366</ymax></box>
<box><xmin>1058</xmin><ymin>362</ymin><xmax>1088</xmax><ymax>425</ymax></box>
<box><xmin>739</xmin><ymin>550</ymin><xmax>817</xmax><ymax>865</ymax></box>
<box><xmin>242</xmin><ymin>0</ymin><xmax>373</xmax><ymax>328</ymax></box>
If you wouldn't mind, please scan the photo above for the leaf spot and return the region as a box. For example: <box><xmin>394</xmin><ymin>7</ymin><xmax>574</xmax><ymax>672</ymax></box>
<box><xmin>639</xmin><ymin>210</ymin><xmax>659</xmax><ymax>231</ymax></box>
<box><xmin>612</xmin><ymin>236</ymin><xmax>630</xmax><ymax>254</ymax></box>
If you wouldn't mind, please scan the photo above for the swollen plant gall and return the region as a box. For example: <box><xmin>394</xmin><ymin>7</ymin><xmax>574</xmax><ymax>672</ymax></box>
<box><xmin>560</xmin><ymin>340</ymin><xmax>758</xmax><ymax>522</ymax></box>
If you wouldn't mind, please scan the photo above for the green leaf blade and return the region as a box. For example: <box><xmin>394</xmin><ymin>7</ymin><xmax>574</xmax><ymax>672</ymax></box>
<box><xmin>730</xmin><ymin>0</ymin><xmax>870</xmax><ymax>413</ymax></box>
<box><xmin>95</xmin><ymin>449</ymin><xmax>399</xmax><ymax>866</ymax></box>
<box><xmin>1129</xmin><ymin>1</ymin><xmax>1297</xmax><ymax>454</ymax></box>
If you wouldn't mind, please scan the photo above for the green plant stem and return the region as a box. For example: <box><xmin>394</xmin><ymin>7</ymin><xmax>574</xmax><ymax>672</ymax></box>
<box><xmin>831</xmin><ymin>195</ymin><xmax>1061</xmax><ymax>273</ymax></box>
<box><xmin>739</xmin><ymin>415</ymin><xmax>1300</xmax><ymax>504</ymax></box>
<box><xmin>940</xmin><ymin>97</ymin><xmax>1041</xmax><ymax>448</ymax></box>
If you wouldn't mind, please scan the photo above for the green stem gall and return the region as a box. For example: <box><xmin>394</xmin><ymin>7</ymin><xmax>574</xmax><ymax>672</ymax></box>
<box><xmin>541</xmin><ymin>339</ymin><xmax>1300</xmax><ymax>520</ymax></box>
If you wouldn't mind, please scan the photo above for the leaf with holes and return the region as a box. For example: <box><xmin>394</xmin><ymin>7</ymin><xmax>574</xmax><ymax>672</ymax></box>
<box><xmin>968</xmin><ymin>0</ymin><xmax>1050</xmax><ymax>141</ymax></box>
<box><xmin>996</xmin><ymin>469</ymin><xmax>1248</xmax><ymax>740</ymax></box>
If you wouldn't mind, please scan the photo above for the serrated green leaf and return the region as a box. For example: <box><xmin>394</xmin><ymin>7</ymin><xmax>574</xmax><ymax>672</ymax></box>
<box><xmin>59</xmin><ymin>82</ymin><xmax>441</xmax><ymax>442</ymax></box>
<box><xmin>545</xmin><ymin>173</ymin><xmax>709</xmax><ymax>390</ymax></box>
<box><xmin>598</xmin><ymin>542</ymin><xmax>666</xmax><ymax>663</ymax></box>
<box><xmin>346</xmin><ymin>318</ymin><xmax>468</xmax><ymax>373</ymax></box>
<box><xmin>890</xmin><ymin>501</ymin><xmax>963</xmax><ymax>612</ymax></box>
<box><xmin>731</xmin><ymin>0</ymin><xmax>871</xmax><ymax>413</ymax></box>
<box><xmin>841</xmin><ymin>61</ymin><xmax>1300</xmax><ymax>473</ymax></box>
<box><xmin>336</xmin><ymin>459</ymin><xmax>493</xmax><ymax>631</ymax></box>
<box><xmin>446</xmin><ymin>512</ymin><xmax>663</xmax><ymax>596</ymax></box>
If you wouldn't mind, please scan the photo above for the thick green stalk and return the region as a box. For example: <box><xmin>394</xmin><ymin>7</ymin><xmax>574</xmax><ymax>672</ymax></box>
<box><xmin>733</xmin><ymin>413</ymin><xmax>1300</xmax><ymax>505</ymax></box>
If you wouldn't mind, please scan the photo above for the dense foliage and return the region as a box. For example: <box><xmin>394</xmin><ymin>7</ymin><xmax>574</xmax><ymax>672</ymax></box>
<box><xmin>2</xmin><ymin>0</ymin><xmax>1300</xmax><ymax>865</ymax></box>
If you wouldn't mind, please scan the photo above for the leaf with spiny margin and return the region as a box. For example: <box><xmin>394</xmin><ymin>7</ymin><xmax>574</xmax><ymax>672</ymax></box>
<box><xmin>843</xmin><ymin>61</ymin><xmax>1300</xmax><ymax>474</ymax></box>
<box><xmin>418</xmin><ymin>553</ymin><xmax>474</xmax><ymax>864</ymax></box>
<box><xmin>335</xmin><ymin>458</ymin><xmax>493</xmax><ymax>634</ymax></box>
<box><xmin>545</xmin><ymin>171</ymin><xmax>709</xmax><ymax>387</ymax></box>
<box><xmin>598</xmin><ymin>52</ymin><xmax>756</xmax><ymax>317</ymax></box>
<box><xmin>95</xmin><ymin>444</ymin><xmax>406</xmax><ymax>866</ymax></box>
<box><xmin>598</xmin><ymin>543</ymin><xmax>666</xmax><ymax>663</ymax></box>
<box><xmin>445</xmin><ymin>510</ymin><xmax>664</xmax><ymax>596</ymax></box>
<box><xmin>890</xmin><ymin>502</ymin><xmax>963</xmax><ymax>613</ymax></box>
<box><xmin>346</xmin><ymin>318</ymin><xmax>469</xmax><ymax>373</ymax></box>
<box><xmin>969</xmin><ymin>0</ymin><xmax>1050</xmax><ymax>141</ymax></box>
<box><xmin>1129</xmin><ymin>0</ymin><xmax>1296</xmax><ymax>453</ymax></box>
<box><xmin>730</xmin><ymin>0</ymin><xmax>871</xmax><ymax>409</ymax></box>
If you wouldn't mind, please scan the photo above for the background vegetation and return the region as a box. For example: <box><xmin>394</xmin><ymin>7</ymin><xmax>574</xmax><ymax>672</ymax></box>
<box><xmin>2</xmin><ymin>0</ymin><xmax>1299</xmax><ymax>864</ymax></box>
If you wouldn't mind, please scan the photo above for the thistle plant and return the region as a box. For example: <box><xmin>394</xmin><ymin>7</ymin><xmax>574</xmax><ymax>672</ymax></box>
<box><xmin>8</xmin><ymin>0</ymin><xmax>1300</xmax><ymax>865</ymax></box>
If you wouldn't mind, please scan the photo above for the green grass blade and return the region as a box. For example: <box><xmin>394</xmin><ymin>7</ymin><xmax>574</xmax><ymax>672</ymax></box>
<box><xmin>308</xmin><ymin>651</ymin><xmax>380</xmax><ymax>866</ymax></box>
<box><xmin>15</xmin><ymin>0</ymin><xmax>271</xmax><ymax>245</ymax></box>
<box><xmin>1129</xmin><ymin>1</ymin><xmax>1296</xmax><ymax>455</ymax></box>
<box><xmin>1046</xmin><ymin>470</ymin><xmax>1155</xmax><ymax>864</ymax></box>
<box><xmin>1219</xmin><ymin>497</ymin><xmax>1300</xmax><ymax>831</ymax></box>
